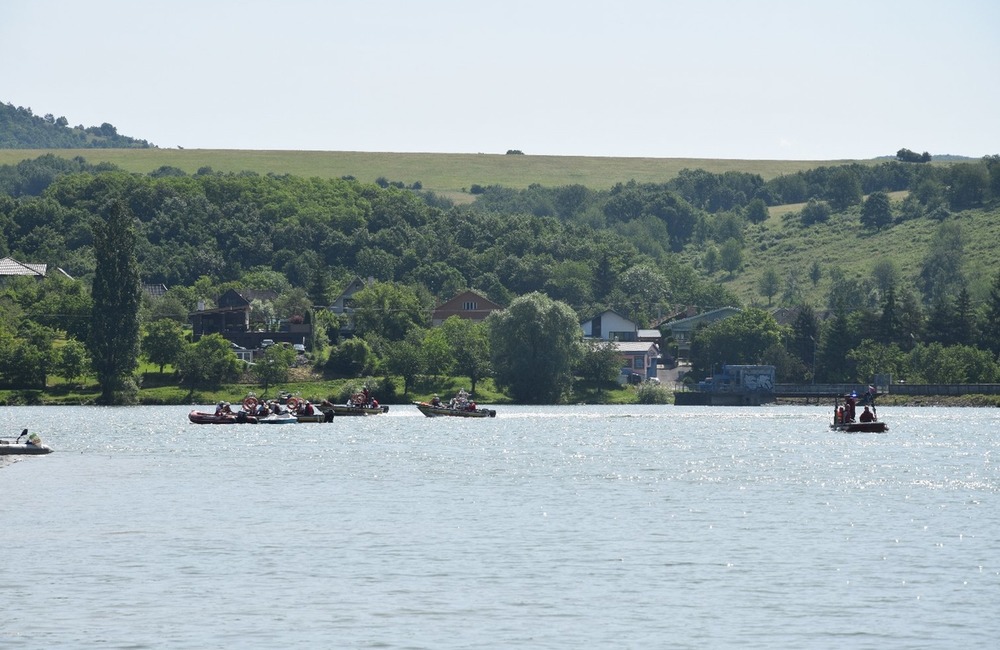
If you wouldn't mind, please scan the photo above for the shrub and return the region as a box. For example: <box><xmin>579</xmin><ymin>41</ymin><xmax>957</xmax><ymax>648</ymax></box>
<box><xmin>635</xmin><ymin>382</ymin><xmax>671</xmax><ymax>404</ymax></box>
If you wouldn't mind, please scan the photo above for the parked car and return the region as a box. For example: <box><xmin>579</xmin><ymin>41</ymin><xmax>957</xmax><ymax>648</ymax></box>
<box><xmin>292</xmin><ymin>343</ymin><xmax>306</xmax><ymax>353</ymax></box>
<box><xmin>618</xmin><ymin>369</ymin><xmax>643</xmax><ymax>385</ymax></box>
<box><xmin>260</xmin><ymin>339</ymin><xmax>275</xmax><ymax>349</ymax></box>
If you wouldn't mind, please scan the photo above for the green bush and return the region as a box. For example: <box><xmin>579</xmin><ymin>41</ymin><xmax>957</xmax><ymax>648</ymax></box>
<box><xmin>635</xmin><ymin>382</ymin><xmax>671</xmax><ymax>404</ymax></box>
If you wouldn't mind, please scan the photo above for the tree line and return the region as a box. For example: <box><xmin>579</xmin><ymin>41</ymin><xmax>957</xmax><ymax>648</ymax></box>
<box><xmin>0</xmin><ymin>102</ymin><xmax>154</xmax><ymax>149</ymax></box>
<box><xmin>1</xmin><ymin>152</ymin><xmax>1000</xmax><ymax>403</ymax></box>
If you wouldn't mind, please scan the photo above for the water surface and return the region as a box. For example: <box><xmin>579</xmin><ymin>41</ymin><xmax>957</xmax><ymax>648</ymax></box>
<box><xmin>2</xmin><ymin>405</ymin><xmax>998</xmax><ymax>648</ymax></box>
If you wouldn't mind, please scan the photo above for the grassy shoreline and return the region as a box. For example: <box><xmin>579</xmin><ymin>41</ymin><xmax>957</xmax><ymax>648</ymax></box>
<box><xmin>6</xmin><ymin>385</ymin><xmax>998</xmax><ymax>408</ymax></box>
<box><xmin>775</xmin><ymin>394</ymin><xmax>1000</xmax><ymax>408</ymax></box>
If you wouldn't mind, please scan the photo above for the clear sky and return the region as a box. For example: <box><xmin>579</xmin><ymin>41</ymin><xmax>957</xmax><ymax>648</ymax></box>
<box><xmin>2</xmin><ymin>0</ymin><xmax>998</xmax><ymax>160</ymax></box>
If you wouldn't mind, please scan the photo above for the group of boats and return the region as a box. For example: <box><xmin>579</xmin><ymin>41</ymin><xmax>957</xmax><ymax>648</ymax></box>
<box><xmin>188</xmin><ymin>390</ymin><xmax>392</xmax><ymax>425</ymax></box>
<box><xmin>5</xmin><ymin>391</ymin><xmax>887</xmax><ymax>454</ymax></box>
<box><xmin>0</xmin><ymin>429</ymin><xmax>53</xmax><ymax>455</ymax></box>
<box><xmin>188</xmin><ymin>388</ymin><xmax>498</xmax><ymax>423</ymax></box>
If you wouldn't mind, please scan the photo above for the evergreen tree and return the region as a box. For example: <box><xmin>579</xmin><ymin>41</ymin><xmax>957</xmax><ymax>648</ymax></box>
<box><xmin>89</xmin><ymin>199</ymin><xmax>142</xmax><ymax>404</ymax></box>
<box><xmin>789</xmin><ymin>306</ymin><xmax>819</xmax><ymax>375</ymax></box>
<box><xmin>817</xmin><ymin>309</ymin><xmax>855</xmax><ymax>382</ymax></box>
<box><xmin>877</xmin><ymin>286</ymin><xmax>903</xmax><ymax>346</ymax></box>
<box><xmin>897</xmin><ymin>287</ymin><xmax>925</xmax><ymax>351</ymax></box>
<box><xmin>980</xmin><ymin>272</ymin><xmax>1000</xmax><ymax>356</ymax></box>
<box><xmin>924</xmin><ymin>293</ymin><xmax>954</xmax><ymax>345</ymax></box>
<box><xmin>953</xmin><ymin>287</ymin><xmax>977</xmax><ymax>346</ymax></box>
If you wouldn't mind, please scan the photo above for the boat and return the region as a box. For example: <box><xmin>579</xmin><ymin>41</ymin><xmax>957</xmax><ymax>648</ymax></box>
<box><xmin>295</xmin><ymin>411</ymin><xmax>333</xmax><ymax>423</ymax></box>
<box><xmin>415</xmin><ymin>389</ymin><xmax>495</xmax><ymax>418</ymax></box>
<box><xmin>414</xmin><ymin>401</ymin><xmax>496</xmax><ymax>418</ymax></box>
<box><xmin>237</xmin><ymin>395</ymin><xmax>304</xmax><ymax>423</ymax></box>
<box><xmin>831</xmin><ymin>420</ymin><xmax>888</xmax><ymax>433</ymax></box>
<box><xmin>257</xmin><ymin>413</ymin><xmax>298</xmax><ymax>424</ymax></box>
<box><xmin>830</xmin><ymin>390</ymin><xmax>887</xmax><ymax>433</ymax></box>
<box><xmin>319</xmin><ymin>399</ymin><xmax>389</xmax><ymax>417</ymax></box>
<box><xmin>0</xmin><ymin>430</ymin><xmax>54</xmax><ymax>455</ymax></box>
<box><xmin>188</xmin><ymin>407</ymin><xmax>258</xmax><ymax>424</ymax></box>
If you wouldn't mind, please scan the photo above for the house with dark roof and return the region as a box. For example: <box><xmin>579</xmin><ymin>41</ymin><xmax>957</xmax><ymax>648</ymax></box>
<box><xmin>580</xmin><ymin>309</ymin><xmax>640</xmax><ymax>342</ymax></box>
<box><xmin>143</xmin><ymin>283</ymin><xmax>168</xmax><ymax>299</ymax></box>
<box><xmin>663</xmin><ymin>307</ymin><xmax>742</xmax><ymax>359</ymax></box>
<box><xmin>328</xmin><ymin>276</ymin><xmax>373</xmax><ymax>337</ymax></box>
<box><xmin>188</xmin><ymin>288</ymin><xmax>309</xmax><ymax>349</ymax></box>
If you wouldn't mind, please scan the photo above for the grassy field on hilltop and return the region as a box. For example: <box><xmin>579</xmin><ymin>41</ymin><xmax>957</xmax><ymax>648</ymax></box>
<box><xmin>707</xmin><ymin>197</ymin><xmax>1000</xmax><ymax>308</ymax></box>
<box><xmin>0</xmin><ymin>148</ymin><xmax>863</xmax><ymax>201</ymax></box>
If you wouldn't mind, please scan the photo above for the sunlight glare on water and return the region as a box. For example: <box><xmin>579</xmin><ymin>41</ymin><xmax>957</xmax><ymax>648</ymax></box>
<box><xmin>2</xmin><ymin>404</ymin><xmax>998</xmax><ymax>649</ymax></box>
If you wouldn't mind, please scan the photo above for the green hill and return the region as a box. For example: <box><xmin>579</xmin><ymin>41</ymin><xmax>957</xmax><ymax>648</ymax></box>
<box><xmin>0</xmin><ymin>147</ymin><xmax>862</xmax><ymax>204</ymax></box>
<box><xmin>0</xmin><ymin>147</ymin><xmax>995</xmax><ymax>316</ymax></box>
<box><xmin>0</xmin><ymin>101</ymin><xmax>153</xmax><ymax>149</ymax></box>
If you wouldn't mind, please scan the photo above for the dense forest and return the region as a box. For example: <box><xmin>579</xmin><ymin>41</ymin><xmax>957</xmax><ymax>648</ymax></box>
<box><xmin>2</xmin><ymin>147</ymin><xmax>1000</xmax><ymax>400</ymax></box>
<box><xmin>0</xmin><ymin>102</ymin><xmax>153</xmax><ymax>149</ymax></box>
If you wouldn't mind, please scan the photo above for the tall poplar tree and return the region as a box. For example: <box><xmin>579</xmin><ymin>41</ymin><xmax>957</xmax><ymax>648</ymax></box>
<box><xmin>89</xmin><ymin>199</ymin><xmax>142</xmax><ymax>404</ymax></box>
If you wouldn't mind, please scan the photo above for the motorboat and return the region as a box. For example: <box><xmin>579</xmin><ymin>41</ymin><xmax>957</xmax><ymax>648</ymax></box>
<box><xmin>257</xmin><ymin>413</ymin><xmax>298</xmax><ymax>425</ymax></box>
<box><xmin>320</xmin><ymin>400</ymin><xmax>389</xmax><ymax>417</ymax></box>
<box><xmin>414</xmin><ymin>401</ymin><xmax>496</xmax><ymax>418</ymax></box>
<box><xmin>831</xmin><ymin>420</ymin><xmax>888</xmax><ymax>433</ymax></box>
<box><xmin>296</xmin><ymin>411</ymin><xmax>334</xmax><ymax>423</ymax></box>
<box><xmin>830</xmin><ymin>391</ymin><xmax>887</xmax><ymax>433</ymax></box>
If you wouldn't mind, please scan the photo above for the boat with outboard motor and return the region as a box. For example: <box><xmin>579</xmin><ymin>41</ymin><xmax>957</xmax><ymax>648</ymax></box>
<box><xmin>414</xmin><ymin>389</ymin><xmax>496</xmax><ymax>418</ymax></box>
<box><xmin>414</xmin><ymin>401</ymin><xmax>496</xmax><ymax>418</ymax></box>
<box><xmin>830</xmin><ymin>389</ymin><xmax>887</xmax><ymax>433</ymax></box>
<box><xmin>318</xmin><ymin>398</ymin><xmax>389</xmax><ymax>417</ymax></box>
<box><xmin>0</xmin><ymin>429</ymin><xmax>54</xmax><ymax>455</ymax></box>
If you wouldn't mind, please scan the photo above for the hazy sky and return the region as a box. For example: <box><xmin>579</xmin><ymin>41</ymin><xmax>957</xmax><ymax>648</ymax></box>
<box><xmin>3</xmin><ymin>0</ymin><xmax>998</xmax><ymax>160</ymax></box>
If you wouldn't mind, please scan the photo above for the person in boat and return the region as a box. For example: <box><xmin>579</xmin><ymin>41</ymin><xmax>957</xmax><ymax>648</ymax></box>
<box><xmin>431</xmin><ymin>394</ymin><xmax>442</xmax><ymax>407</ymax></box>
<box><xmin>452</xmin><ymin>388</ymin><xmax>470</xmax><ymax>409</ymax></box>
<box><xmin>215</xmin><ymin>401</ymin><xmax>233</xmax><ymax>416</ymax></box>
<box><xmin>859</xmin><ymin>406</ymin><xmax>875</xmax><ymax>422</ymax></box>
<box><xmin>844</xmin><ymin>394</ymin><xmax>857</xmax><ymax>422</ymax></box>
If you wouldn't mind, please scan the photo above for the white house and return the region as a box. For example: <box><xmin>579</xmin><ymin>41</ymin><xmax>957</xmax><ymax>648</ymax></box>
<box><xmin>581</xmin><ymin>309</ymin><xmax>639</xmax><ymax>341</ymax></box>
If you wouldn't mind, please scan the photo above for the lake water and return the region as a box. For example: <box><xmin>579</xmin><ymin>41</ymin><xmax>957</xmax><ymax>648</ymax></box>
<box><xmin>2</xmin><ymin>404</ymin><xmax>998</xmax><ymax>649</ymax></box>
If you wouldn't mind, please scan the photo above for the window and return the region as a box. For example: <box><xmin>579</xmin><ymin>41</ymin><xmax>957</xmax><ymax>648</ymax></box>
<box><xmin>633</xmin><ymin>358</ymin><xmax>644</xmax><ymax>370</ymax></box>
<box><xmin>463</xmin><ymin>301</ymin><xmax>477</xmax><ymax>311</ymax></box>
